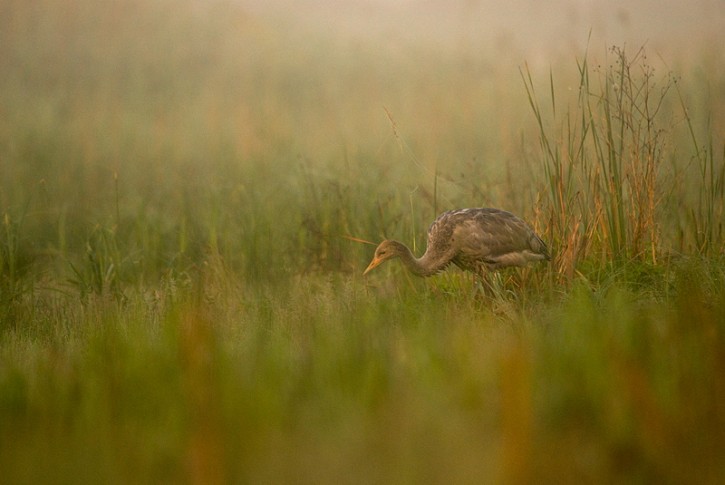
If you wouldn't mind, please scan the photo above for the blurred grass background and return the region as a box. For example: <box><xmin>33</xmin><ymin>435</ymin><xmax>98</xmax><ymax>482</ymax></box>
<box><xmin>1</xmin><ymin>0</ymin><xmax>724</xmax><ymax>483</ymax></box>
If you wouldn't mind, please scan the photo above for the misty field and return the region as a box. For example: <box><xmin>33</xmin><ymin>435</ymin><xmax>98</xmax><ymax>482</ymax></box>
<box><xmin>1</xmin><ymin>1</ymin><xmax>725</xmax><ymax>483</ymax></box>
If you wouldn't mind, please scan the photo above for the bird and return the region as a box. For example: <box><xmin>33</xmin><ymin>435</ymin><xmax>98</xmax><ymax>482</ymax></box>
<box><xmin>363</xmin><ymin>208</ymin><xmax>550</xmax><ymax>277</ymax></box>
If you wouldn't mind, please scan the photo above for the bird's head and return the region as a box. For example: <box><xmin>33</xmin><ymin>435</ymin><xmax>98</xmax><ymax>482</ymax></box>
<box><xmin>363</xmin><ymin>240</ymin><xmax>406</xmax><ymax>275</ymax></box>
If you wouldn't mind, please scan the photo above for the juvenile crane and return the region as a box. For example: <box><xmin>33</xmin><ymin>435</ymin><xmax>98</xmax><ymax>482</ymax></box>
<box><xmin>364</xmin><ymin>208</ymin><xmax>550</xmax><ymax>277</ymax></box>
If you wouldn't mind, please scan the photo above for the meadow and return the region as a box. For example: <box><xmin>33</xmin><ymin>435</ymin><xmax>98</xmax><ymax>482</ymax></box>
<box><xmin>1</xmin><ymin>0</ymin><xmax>724</xmax><ymax>483</ymax></box>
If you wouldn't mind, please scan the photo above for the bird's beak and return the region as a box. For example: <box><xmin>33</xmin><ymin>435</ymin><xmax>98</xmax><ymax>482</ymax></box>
<box><xmin>363</xmin><ymin>256</ymin><xmax>383</xmax><ymax>276</ymax></box>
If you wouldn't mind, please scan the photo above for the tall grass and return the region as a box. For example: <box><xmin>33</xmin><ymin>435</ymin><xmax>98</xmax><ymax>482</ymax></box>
<box><xmin>1</xmin><ymin>0</ymin><xmax>724</xmax><ymax>483</ymax></box>
<box><xmin>523</xmin><ymin>45</ymin><xmax>724</xmax><ymax>282</ymax></box>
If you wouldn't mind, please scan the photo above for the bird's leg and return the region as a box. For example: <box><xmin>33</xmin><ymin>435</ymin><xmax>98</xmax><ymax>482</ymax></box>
<box><xmin>476</xmin><ymin>269</ymin><xmax>519</xmax><ymax>302</ymax></box>
<box><xmin>516</xmin><ymin>267</ymin><xmax>531</xmax><ymax>293</ymax></box>
<box><xmin>473</xmin><ymin>269</ymin><xmax>495</xmax><ymax>299</ymax></box>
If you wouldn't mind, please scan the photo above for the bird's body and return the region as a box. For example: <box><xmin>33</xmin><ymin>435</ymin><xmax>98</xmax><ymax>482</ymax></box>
<box><xmin>364</xmin><ymin>208</ymin><xmax>550</xmax><ymax>277</ymax></box>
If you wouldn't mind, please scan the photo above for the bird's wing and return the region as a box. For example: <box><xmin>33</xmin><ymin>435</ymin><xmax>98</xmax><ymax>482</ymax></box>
<box><xmin>454</xmin><ymin>209</ymin><xmax>545</xmax><ymax>262</ymax></box>
<box><xmin>427</xmin><ymin>208</ymin><xmax>548</xmax><ymax>271</ymax></box>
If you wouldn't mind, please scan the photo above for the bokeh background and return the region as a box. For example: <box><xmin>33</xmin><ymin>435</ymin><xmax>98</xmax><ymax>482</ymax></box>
<box><xmin>1</xmin><ymin>1</ymin><xmax>724</xmax><ymax>483</ymax></box>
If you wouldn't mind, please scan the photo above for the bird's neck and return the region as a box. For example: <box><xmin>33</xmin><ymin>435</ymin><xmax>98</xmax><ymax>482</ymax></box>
<box><xmin>397</xmin><ymin>243</ymin><xmax>447</xmax><ymax>277</ymax></box>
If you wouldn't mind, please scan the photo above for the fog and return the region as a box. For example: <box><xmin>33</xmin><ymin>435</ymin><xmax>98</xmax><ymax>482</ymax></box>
<box><xmin>240</xmin><ymin>0</ymin><xmax>725</xmax><ymax>64</ymax></box>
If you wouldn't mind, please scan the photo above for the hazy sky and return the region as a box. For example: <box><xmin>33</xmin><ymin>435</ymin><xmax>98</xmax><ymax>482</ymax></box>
<box><xmin>242</xmin><ymin>0</ymin><xmax>725</xmax><ymax>62</ymax></box>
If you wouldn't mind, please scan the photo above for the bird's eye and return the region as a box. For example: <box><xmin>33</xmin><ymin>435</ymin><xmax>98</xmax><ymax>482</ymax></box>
<box><xmin>379</xmin><ymin>250</ymin><xmax>386</xmax><ymax>256</ymax></box>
